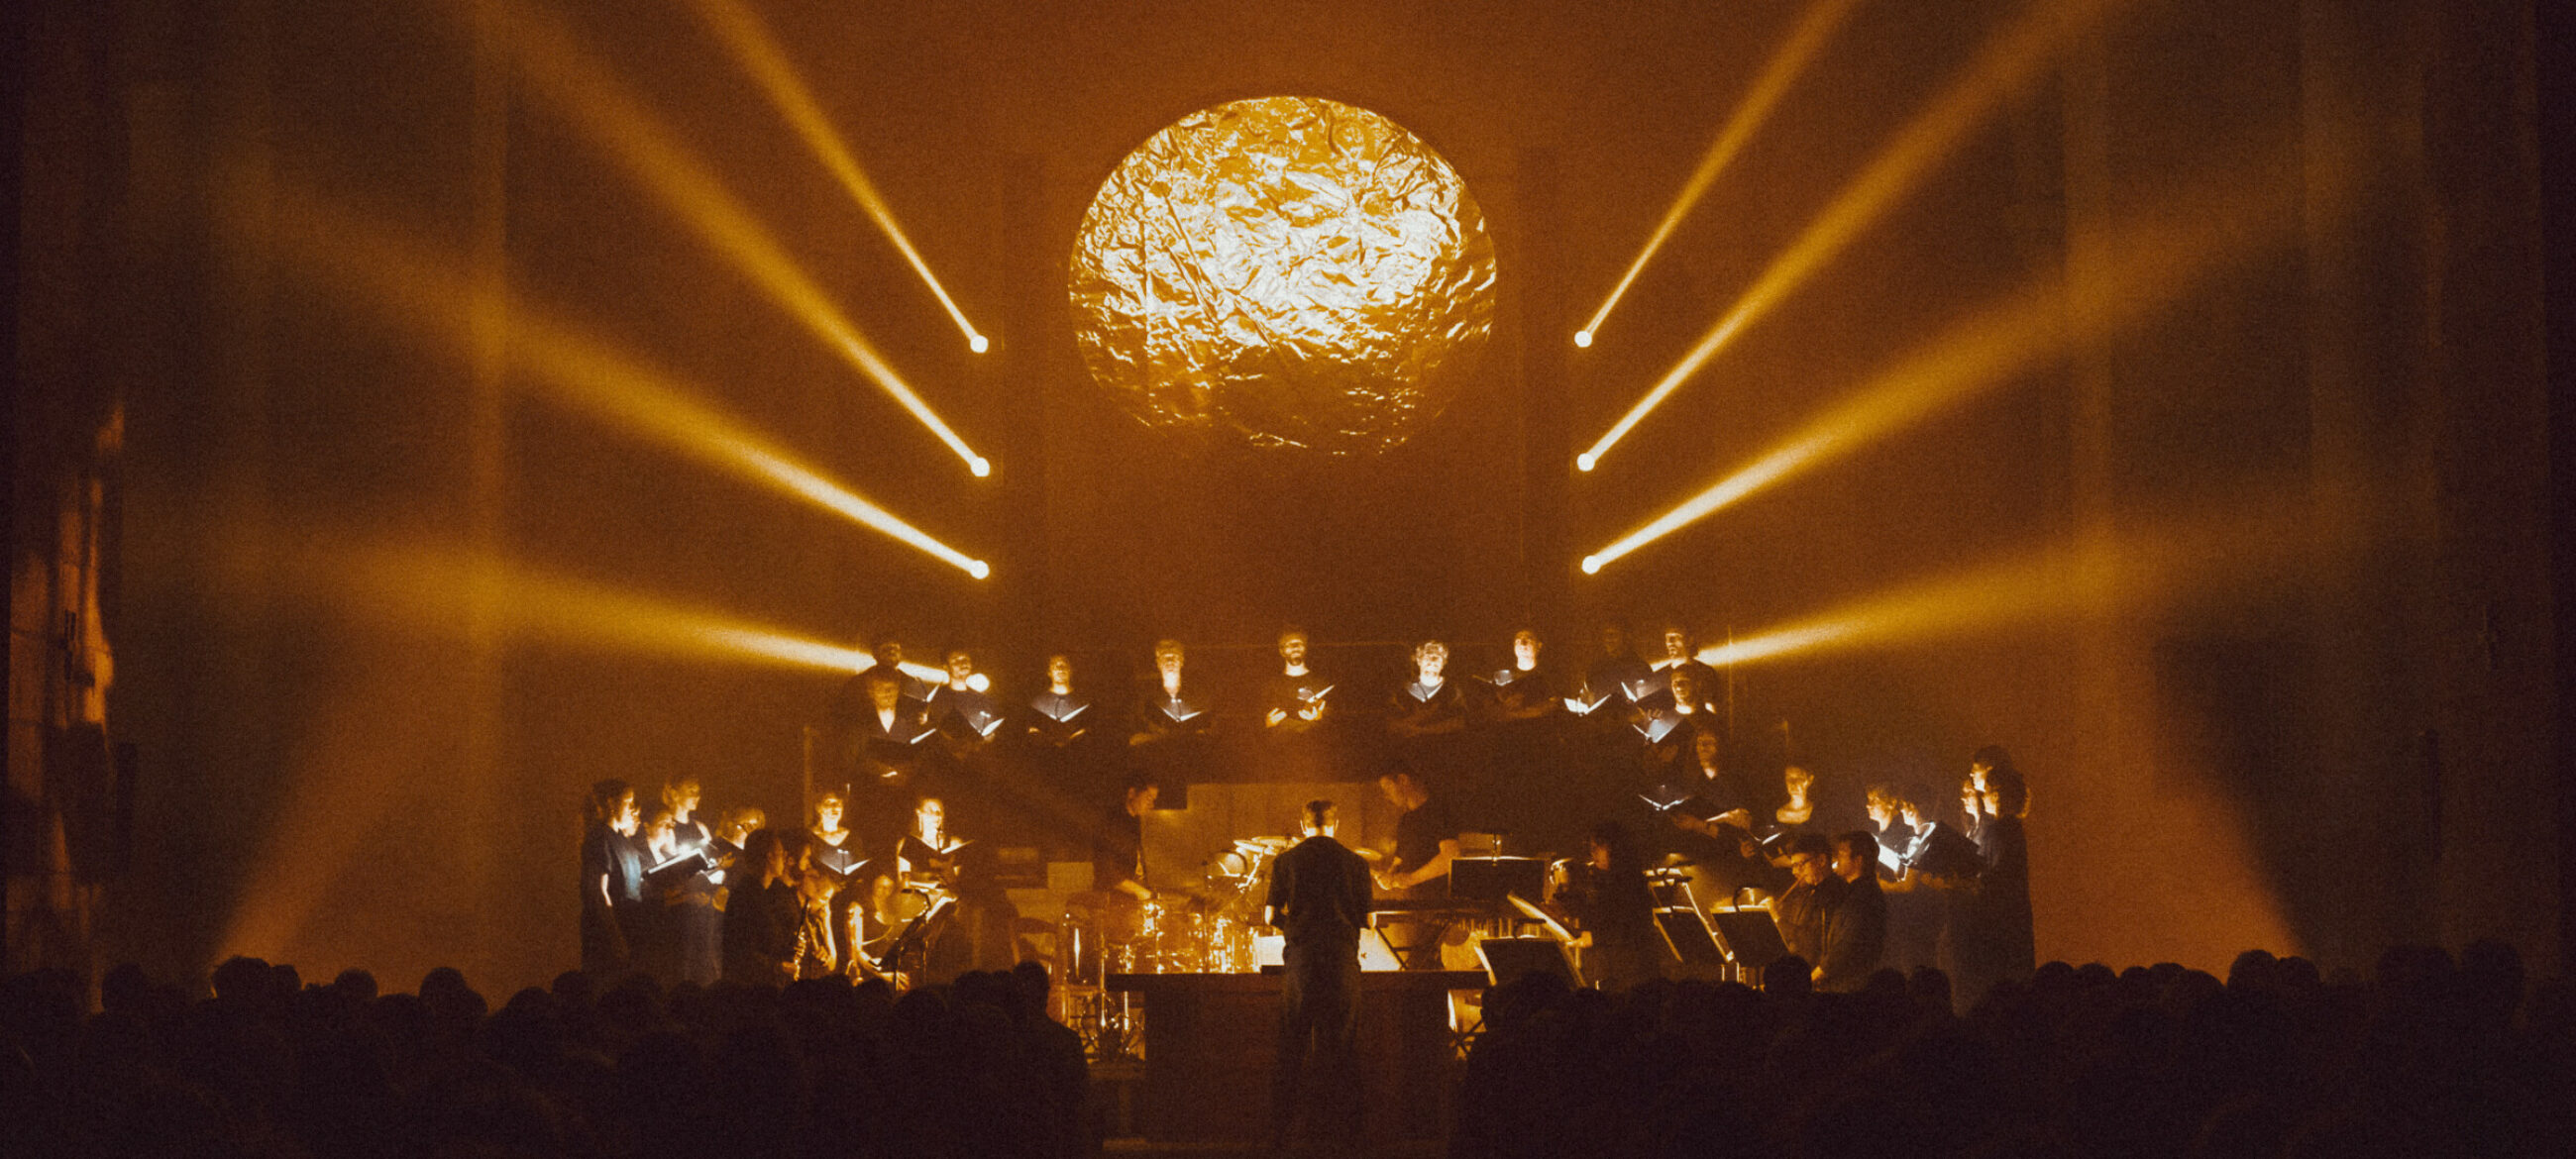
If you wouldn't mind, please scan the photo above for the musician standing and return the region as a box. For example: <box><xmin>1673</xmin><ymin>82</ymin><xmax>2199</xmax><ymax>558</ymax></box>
<box><xmin>1372</xmin><ymin>770</ymin><xmax>1460</xmax><ymax>970</ymax></box>
<box><xmin>1265</xmin><ymin>800</ymin><xmax>1372</xmax><ymax>1149</ymax></box>
<box><xmin>1260</xmin><ymin>626</ymin><xmax>1338</xmax><ymax>782</ymax></box>
<box><xmin>1093</xmin><ymin>782</ymin><xmax>1159</xmax><ymax>903</ymax></box>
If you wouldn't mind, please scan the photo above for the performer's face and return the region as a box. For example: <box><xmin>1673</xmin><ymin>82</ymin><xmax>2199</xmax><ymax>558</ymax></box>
<box><xmin>671</xmin><ymin>783</ymin><xmax>700</xmax><ymax>814</ymax></box>
<box><xmin>1789</xmin><ymin>852</ymin><xmax>1829</xmax><ymax>887</ymax></box>
<box><xmin>1970</xmin><ymin>762</ymin><xmax>1992</xmax><ymax>790</ymax></box>
<box><xmin>1599</xmin><ymin>626</ymin><xmax>1626</xmax><ymax>654</ymax></box>
<box><xmin>916</xmin><ymin>799</ymin><xmax>944</xmax><ymax>834</ymax></box>
<box><xmin>612</xmin><ymin>792</ymin><xmax>639</xmax><ymax>836</ymax></box>
<box><xmin>1513</xmin><ymin>632</ymin><xmax>1540</xmax><ymax>668</ymax></box>
<box><xmin>875</xmin><ymin>642</ymin><xmax>904</xmax><ymax>670</ymax></box>
<box><xmin>1694</xmin><ymin>731</ymin><xmax>1722</xmax><ymax>769</ymax></box>
<box><xmin>816</xmin><ymin>797</ymin><xmax>843</xmax><ymax>830</ymax></box>
<box><xmin>1664</xmin><ymin>630</ymin><xmax>1689</xmax><ymax>660</ymax></box>
<box><xmin>1587</xmin><ymin>838</ymin><xmax>1612</xmax><ymax>870</ymax></box>
<box><xmin>1155</xmin><ymin>647</ymin><xmax>1184</xmax><ymax>680</ymax></box>
<box><xmin>1416</xmin><ymin>644</ymin><xmax>1447</xmax><ymax>680</ymax></box>
<box><xmin>1047</xmin><ymin>656</ymin><xmax>1072</xmax><ymax>686</ymax></box>
<box><xmin>1830</xmin><ymin>843</ymin><xmax>1865</xmax><ymax>882</ymax></box>
<box><xmin>1669</xmin><ymin>671</ymin><xmax>1696</xmax><ymax>705</ymax></box>
<box><xmin>947</xmin><ymin>651</ymin><xmax>974</xmax><ymax>684</ymax></box>
<box><xmin>1278</xmin><ymin>633</ymin><xmax>1307</xmax><ymax>667</ymax></box>
<box><xmin>1866</xmin><ymin>797</ymin><xmax>1893</xmax><ymax>826</ymax></box>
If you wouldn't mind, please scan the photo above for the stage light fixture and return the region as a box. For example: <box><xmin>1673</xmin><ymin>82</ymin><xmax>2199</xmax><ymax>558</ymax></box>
<box><xmin>1577</xmin><ymin>0</ymin><xmax>2121</xmax><ymax>473</ymax></box>
<box><xmin>487</xmin><ymin>2</ymin><xmax>990</xmax><ymax>476</ymax></box>
<box><xmin>685</xmin><ymin>0</ymin><xmax>989</xmax><ymax>353</ymax></box>
<box><xmin>258</xmin><ymin>183</ymin><xmax>994</xmax><ymax>580</ymax></box>
<box><xmin>1575</xmin><ymin>0</ymin><xmax>1864</xmax><ymax>348</ymax></box>
<box><xmin>1583</xmin><ymin>162</ymin><xmax>2292</xmax><ymax>575</ymax></box>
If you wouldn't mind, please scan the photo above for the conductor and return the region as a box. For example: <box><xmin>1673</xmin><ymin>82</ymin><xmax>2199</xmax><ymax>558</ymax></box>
<box><xmin>1265</xmin><ymin>799</ymin><xmax>1373</xmax><ymax>1149</ymax></box>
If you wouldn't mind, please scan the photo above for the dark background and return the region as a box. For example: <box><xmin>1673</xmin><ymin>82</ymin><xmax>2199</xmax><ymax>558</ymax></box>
<box><xmin>8</xmin><ymin>0</ymin><xmax>2563</xmax><ymax>996</ymax></box>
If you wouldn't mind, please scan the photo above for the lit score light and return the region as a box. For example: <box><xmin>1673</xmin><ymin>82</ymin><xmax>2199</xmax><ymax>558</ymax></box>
<box><xmin>488</xmin><ymin>3</ymin><xmax>991</xmax><ymax>476</ymax></box>
<box><xmin>1575</xmin><ymin>0</ymin><xmax>1865</xmax><ymax>347</ymax></box>
<box><xmin>1577</xmin><ymin>0</ymin><xmax>2120</xmax><ymax>472</ymax></box>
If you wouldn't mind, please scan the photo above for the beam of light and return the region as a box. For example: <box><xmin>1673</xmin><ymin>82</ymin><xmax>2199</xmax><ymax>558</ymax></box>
<box><xmin>684</xmin><ymin>0</ymin><xmax>987</xmax><ymax>353</ymax></box>
<box><xmin>1694</xmin><ymin>501</ymin><xmax>2316</xmax><ymax>670</ymax></box>
<box><xmin>480</xmin><ymin>0</ymin><xmax>990</xmax><ymax>475</ymax></box>
<box><xmin>1578</xmin><ymin>0</ymin><xmax>2122</xmax><ymax>471</ymax></box>
<box><xmin>1575</xmin><ymin>0</ymin><xmax>1865</xmax><ymax>348</ymax></box>
<box><xmin>256</xmin><ymin>180</ymin><xmax>992</xmax><ymax>580</ymax></box>
<box><xmin>1585</xmin><ymin>158</ymin><xmax>2291</xmax><ymax>574</ymax></box>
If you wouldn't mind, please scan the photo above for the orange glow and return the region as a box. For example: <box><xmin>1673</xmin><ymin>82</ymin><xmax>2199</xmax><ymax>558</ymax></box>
<box><xmin>684</xmin><ymin>0</ymin><xmax>987</xmax><ymax>352</ymax></box>
<box><xmin>255</xmin><ymin>181</ymin><xmax>992</xmax><ymax>580</ymax></box>
<box><xmin>1585</xmin><ymin>162</ymin><xmax>2290</xmax><ymax>573</ymax></box>
<box><xmin>1578</xmin><ymin>0</ymin><xmax>2121</xmax><ymax>470</ymax></box>
<box><xmin>1576</xmin><ymin>0</ymin><xmax>1864</xmax><ymax>347</ymax></box>
<box><xmin>483</xmin><ymin>1</ymin><xmax>990</xmax><ymax>473</ymax></box>
<box><xmin>1696</xmin><ymin>501</ymin><xmax>2315</xmax><ymax>670</ymax></box>
<box><xmin>347</xmin><ymin>542</ymin><xmax>876</xmax><ymax>671</ymax></box>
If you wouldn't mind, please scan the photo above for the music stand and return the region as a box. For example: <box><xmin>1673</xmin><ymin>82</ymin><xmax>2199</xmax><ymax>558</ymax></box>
<box><xmin>1449</xmin><ymin>857</ymin><xmax>1546</xmax><ymax>902</ymax></box>
<box><xmin>1707</xmin><ymin>909</ymin><xmax>1789</xmax><ymax>973</ymax></box>
<box><xmin>1475</xmin><ymin>937</ymin><xmax>1583</xmax><ymax>990</ymax></box>
<box><xmin>1654</xmin><ymin>908</ymin><xmax>1728</xmax><ymax>974</ymax></box>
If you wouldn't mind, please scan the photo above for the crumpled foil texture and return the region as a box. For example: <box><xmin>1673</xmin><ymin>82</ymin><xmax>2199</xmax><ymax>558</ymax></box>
<box><xmin>1070</xmin><ymin>96</ymin><xmax>1497</xmax><ymax>457</ymax></box>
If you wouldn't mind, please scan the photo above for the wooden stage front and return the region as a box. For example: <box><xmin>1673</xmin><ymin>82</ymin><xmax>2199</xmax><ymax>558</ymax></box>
<box><xmin>1105</xmin><ymin>970</ymin><xmax>1487</xmax><ymax>1143</ymax></box>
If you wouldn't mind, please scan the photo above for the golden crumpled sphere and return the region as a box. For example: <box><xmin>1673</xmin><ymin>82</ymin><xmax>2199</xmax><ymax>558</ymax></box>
<box><xmin>1069</xmin><ymin>96</ymin><xmax>1497</xmax><ymax>457</ymax></box>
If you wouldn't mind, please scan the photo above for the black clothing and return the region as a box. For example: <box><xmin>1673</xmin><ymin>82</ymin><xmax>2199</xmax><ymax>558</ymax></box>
<box><xmin>720</xmin><ymin>879</ymin><xmax>799</xmax><ymax>986</ymax></box>
<box><xmin>1389</xmin><ymin>796</ymin><xmax>1459</xmax><ymax>888</ymax></box>
<box><xmin>662</xmin><ymin>817</ymin><xmax>723</xmax><ymax>986</ymax></box>
<box><xmin>1266</xmin><ymin>835</ymin><xmax>1374</xmax><ymax>951</ymax></box>
<box><xmin>1958</xmin><ymin>814</ymin><xmax>2035</xmax><ymax>1001</ymax></box>
<box><xmin>1129</xmin><ymin>681</ymin><xmax>1216</xmax><ymax>790</ymax></box>
<box><xmin>579</xmin><ymin>822</ymin><xmax>641</xmax><ymax>978</ymax></box>
<box><xmin>1818</xmin><ymin>872</ymin><xmax>1888</xmax><ymax>992</ymax></box>
<box><xmin>1265</xmin><ymin>834</ymin><xmax>1373</xmax><ymax>1146</ymax></box>
<box><xmin>1559</xmin><ymin>861</ymin><xmax>1662</xmax><ymax>991</ymax></box>
<box><xmin>1259</xmin><ymin>670</ymin><xmax>1340</xmax><ymax>782</ymax></box>
<box><xmin>1774</xmin><ymin>875</ymin><xmax>1846</xmax><ymax>969</ymax></box>
<box><xmin>1093</xmin><ymin>803</ymin><xmax>1146</xmax><ymax>896</ymax></box>
<box><xmin>1024</xmin><ymin>689</ymin><xmax>1093</xmax><ymax>747</ymax></box>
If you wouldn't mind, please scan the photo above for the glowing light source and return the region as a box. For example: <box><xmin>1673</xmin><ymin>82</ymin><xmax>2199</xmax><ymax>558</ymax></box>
<box><xmin>683</xmin><ymin>0</ymin><xmax>988</xmax><ymax>353</ymax></box>
<box><xmin>1694</xmin><ymin>502</ymin><xmax>2314</xmax><ymax>670</ymax></box>
<box><xmin>1576</xmin><ymin>0</ymin><xmax>1865</xmax><ymax>347</ymax></box>
<box><xmin>1576</xmin><ymin>453</ymin><xmax>1598</xmax><ymax>473</ymax></box>
<box><xmin>1577</xmin><ymin>0</ymin><xmax>2120</xmax><ymax>471</ymax></box>
<box><xmin>485</xmin><ymin>2</ymin><xmax>990</xmax><ymax>475</ymax></box>
<box><xmin>1069</xmin><ymin>96</ymin><xmax>1497</xmax><ymax>456</ymax></box>
<box><xmin>255</xmin><ymin>181</ymin><xmax>992</xmax><ymax>580</ymax></box>
<box><xmin>969</xmin><ymin>457</ymin><xmax>992</xmax><ymax>478</ymax></box>
<box><xmin>1583</xmin><ymin>155</ymin><xmax>2283</xmax><ymax>574</ymax></box>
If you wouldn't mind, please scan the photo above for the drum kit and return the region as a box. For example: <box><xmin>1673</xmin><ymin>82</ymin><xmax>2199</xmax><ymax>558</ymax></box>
<box><xmin>1061</xmin><ymin>834</ymin><xmax>1290</xmax><ymax>986</ymax></box>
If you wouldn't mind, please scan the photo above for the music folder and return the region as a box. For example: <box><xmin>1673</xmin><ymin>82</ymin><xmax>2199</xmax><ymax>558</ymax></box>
<box><xmin>1562</xmin><ymin>687</ymin><xmax>1617</xmax><ymax>715</ymax></box>
<box><xmin>645</xmin><ymin>845</ymin><xmax>717</xmax><ymax>890</ymax></box>
<box><xmin>1632</xmin><ymin>711</ymin><xmax>1685</xmax><ymax>744</ymax></box>
<box><xmin>1157</xmin><ymin>697</ymin><xmax>1204</xmax><ymax>724</ymax></box>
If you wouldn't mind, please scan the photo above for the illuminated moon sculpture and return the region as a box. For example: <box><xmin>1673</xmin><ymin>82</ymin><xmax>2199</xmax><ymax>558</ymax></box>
<box><xmin>1070</xmin><ymin>96</ymin><xmax>1497</xmax><ymax>457</ymax></box>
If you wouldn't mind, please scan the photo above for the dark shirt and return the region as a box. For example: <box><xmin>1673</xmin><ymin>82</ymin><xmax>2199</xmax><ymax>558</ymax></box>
<box><xmin>1477</xmin><ymin>664</ymin><xmax>1562</xmax><ymax>724</ymax></box>
<box><xmin>1819</xmin><ymin>872</ymin><xmax>1888</xmax><ymax>992</ymax></box>
<box><xmin>1581</xmin><ymin>651</ymin><xmax>1655</xmax><ymax>706</ymax></box>
<box><xmin>1261</xmin><ymin>671</ymin><xmax>1336</xmax><ymax>733</ymax></box>
<box><xmin>1775</xmin><ymin>874</ymin><xmax>1847</xmax><ymax>967</ymax></box>
<box><xmin>1094</xmin><ymin>804</ymin><xmax>1145</xmax><ymax>894</ymax></box>
<box><xmin>1391</xmin><ymin>796</ymin><xmax>1459</xmax><ymax>884</ymax></box>
<box><xmin>809</xmin><ymin>830</ymin><xmax>865</xmax><ymax>884</ymax></box>
<box><xmin>1025</xmin><ymin>689</ymin><xmax>1092</xmax><ymax>746</ymax></box>
<box><xmin>1266</xmin><ymin>835</ymin><xmax>1373</xmax><ymax>950</ymax></box>
<box><xmin>1386</xmin><ymin>680</ymin><xmax>1467</xmax><ymax>738</ymax></box>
